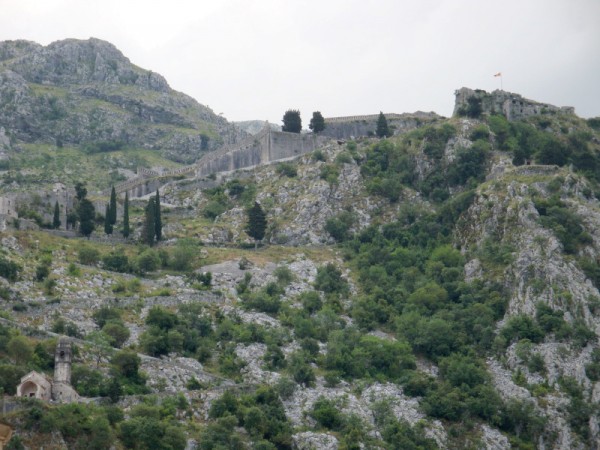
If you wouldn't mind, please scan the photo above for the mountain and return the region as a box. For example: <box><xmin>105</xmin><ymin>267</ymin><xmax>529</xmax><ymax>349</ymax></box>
<box><xmin>0</xmin><ymin>38</ymin><xmax>244</xmax><ymax>165</ymax></box>
<box><xmin>1</xmin><ymin>51</ymin><xmax>600</xmax><ymax>449</ymax></box>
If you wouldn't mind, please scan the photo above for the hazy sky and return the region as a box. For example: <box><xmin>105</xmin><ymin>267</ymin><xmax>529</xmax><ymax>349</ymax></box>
<box><xmin>1</xmin><ymin>0</ymin><xmax>599</xmax><ymax>123</ymax></box>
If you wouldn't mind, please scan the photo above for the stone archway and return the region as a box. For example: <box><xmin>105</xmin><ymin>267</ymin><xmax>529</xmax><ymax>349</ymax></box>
<box><xmin>17</xmin><ymin>380</ymin><xmax>39</xmax><ymax>398</ymax></box>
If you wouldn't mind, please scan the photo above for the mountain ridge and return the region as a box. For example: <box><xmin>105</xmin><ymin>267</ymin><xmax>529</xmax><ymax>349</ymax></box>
<box><xmin>0</xmin><ymin>37</ymin><xmax>246</xmax><ymax>166</ymax></box>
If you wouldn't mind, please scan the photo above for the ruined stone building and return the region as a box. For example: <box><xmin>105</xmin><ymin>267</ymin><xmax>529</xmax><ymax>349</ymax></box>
<box><xmin>16</xmin><ymin>337</ymin><xmax>79</xmax><ymax>403</ymax></box>
<box><xmin>0</xmin><ymin>196</ymin><xmax>16</xmax><ymax>219</ymax></box>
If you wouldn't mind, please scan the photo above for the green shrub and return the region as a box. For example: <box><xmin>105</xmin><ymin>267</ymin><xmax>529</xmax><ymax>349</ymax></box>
<box><xmin>312</xmin><ymin>149</ymin><xmax>326</xmax><ymax>162</ymax></box>
<box><xmin>78</xmin><ymin>246</ymin><xmax>100</xmax><ymax>265</ymax></box>
<box><xmin>335</xmin><ymin>152</ymin><xmax>353</xmax><ymax>165</ymax></box>
<box><xmin>170</xmin><ymin>239</ymin><xmax>196</xmax><ymax>271</ymax></box>
<box><xmin>135</xmin><ymin>248</ymin><xmax>161</xmax><ymax>273</ymax></box>
<box><xmin>202</xmin><ymin>201</ymin><xmax>227</xmax><ymax>219</ymax></box>
<box><xmin>501</xmin><ymin>315</ymin><xmax>545</xmax><ymax>345</ymax></box>
<box><xmin>314</xmin><ymin>264</ymin><xmax>349</xmax><ymax>295</ymax></box>
<box><xmin>324</xmin><ymin>211</ymin><xmax>355</xmax><ymax>242</ymax></box>
<box><xmin>67</xmin><ymin>263</ymin><xmax>81</xmax><ymax>276</ymax></box>
<box><xmin>276</xmin><ymin>163</ymin><xmax>297</xmax><ymax>178</ymax></box>
<box><xmin>0</xmin><ymin>256</ymin><xmax>21</xmax><ymax>281</ymax></box>
<box><xmin>102</xmin><ymin>252</ymin><xmax>130</xmax><ymax>273</ymax></box>
<box><xmin>310</xmin><ymin>396</ymin><xmax>343</xmax><ymax>430</ymax></box>
<box><xmin>469</xmin><ymin>125</ymin><xmax>490</xmax><ymax>141</ymax></box>
<box><xmin>319</xmin><ymin>164</ymin><xmax>340</xmax><ymax>185</ymax></box>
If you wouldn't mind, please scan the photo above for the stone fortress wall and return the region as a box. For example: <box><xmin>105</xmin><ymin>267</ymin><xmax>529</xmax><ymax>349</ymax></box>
<box><xmin>321</xmin><ymin>112</ymin><xmax>439</xmax><ymax>140</ymax></box>
<box><xmin>112</xmin><ymin>124</ymin><xmax>328</xmax><ymax>198</ymax></box>
<box><xmin>106</xmin><ymin>87</ymin><xmax>576</xmax><ymax>200</ymax></box>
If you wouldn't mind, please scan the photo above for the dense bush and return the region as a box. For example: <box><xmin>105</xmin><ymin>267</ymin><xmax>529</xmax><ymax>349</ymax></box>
<box><xmin>534</xmin><ymin>195</ymin><xmax>591</xmax><ymax>254</ymax></box>
<box><xmin>314</xmin><ymin>264</ymin><xmax>349</xmax><ymax>296</ymax></box>
<box><xmin>102</xmin><ymin>251</ymin><xmax>130</xmax><ymax>273</ymax></box>
<box><xmin>276</xmin><ymin>163</ymin><xmax>297</xmax><ymax>178</ymax></box>
<box><xmin>207</xmin><ymin>386</ymin><xmax>292</xmax><ymax>448</ymax></box>
<box><xmin>78</xmin><ymin>246</ymin><xmax>100</xmax><ymax>265</ymax></box>
<box><xmin>324</xmin><ymin>211</ymin><xmax>355</xmax><ymax>242</ymax></box>
<box><xmin>0</xmin><ymin>256</ymin><xmax>21</xmax><ymax>281</ymax></box>
<box><xmin>135</xmin><ymin>248</ymin><xmax>161</xmax><ymax>273</ymax></box>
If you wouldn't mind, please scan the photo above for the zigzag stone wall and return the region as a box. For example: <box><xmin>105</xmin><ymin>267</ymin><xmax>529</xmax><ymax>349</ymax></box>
<box><xmin>114</xmin><ymin>124</ymin><xmax>327</xmax><ymax>198</ymax></box>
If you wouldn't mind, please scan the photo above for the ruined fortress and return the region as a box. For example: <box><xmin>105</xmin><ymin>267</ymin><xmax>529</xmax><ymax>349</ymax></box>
<box><xmin>453</xmin><ymin>87</ymin><xmax>575</xmax><ymax>121</ymax></box>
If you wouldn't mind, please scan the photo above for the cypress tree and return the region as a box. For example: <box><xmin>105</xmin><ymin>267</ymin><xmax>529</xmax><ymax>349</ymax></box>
<box><xmin>142</xmin><ymin>197</ymin><xmax>156</xmax><ymax>246</ymax></box>
<box><xmin>122</xmin><ymin>193</ymin><xmax>130</xmax><ymax>238</ymax></box>
<box><xmin>154</xmin><ymin>189</ymin><xmax>162</xmax><ymax>241</ymax></box>
<box><xmin>376</xmin><ymin>111</ymin><xmax>390</xmax><ymax>138</ymax></box>
<box><xmin>104</xmin><ymin>204</ymin><xmax>113</xmax><ymax>235</ymax></box>
<box><xmin>246</xmin><ymin>201</ymin><xmax>267</xmax><ymax>249</ymax></box>
<box><xmin>109</xmin><ymin>186</ymin><xmax>117</xmax><ymax>225</ymax></box>
<box><xmin>78</xmin><ymin>198</ymin><xmax>96</xmax><ymax>238</ymax></box>
<box><xmin>53</xmin><ymin>201</ymin><xmax>61</xmax><ymax>229</ymax></box>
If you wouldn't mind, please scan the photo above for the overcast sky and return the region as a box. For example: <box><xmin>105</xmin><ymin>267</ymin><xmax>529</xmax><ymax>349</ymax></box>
<box><xmin>1</xmin><ymin>0</ymin><xmax>599</xmax><ymax>124</ymax></box>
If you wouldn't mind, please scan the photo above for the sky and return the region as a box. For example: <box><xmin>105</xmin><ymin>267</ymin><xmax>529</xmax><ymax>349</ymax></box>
<box><xmin>1</xmin><ymin>0</ymin><xmax>599</xmax><ymax>124</ymax></box>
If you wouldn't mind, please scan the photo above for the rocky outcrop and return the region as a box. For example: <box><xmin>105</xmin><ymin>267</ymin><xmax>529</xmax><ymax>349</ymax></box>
<box><xmin>0</xmin><ymin>38</ymin><xmax>246</xmax><ymax>163</ymax></box>
<box><xmin>459</xmin><ymin>163</ymin><xmax>600</xmax><ymax>446</ymax></box>
<box><xmin>453</xmin><ymin>87</ymin><xmax>575</xmax><ymax>121</ymax></box>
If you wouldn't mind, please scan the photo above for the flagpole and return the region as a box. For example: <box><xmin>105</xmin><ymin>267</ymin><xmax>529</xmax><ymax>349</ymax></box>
<box><xmin>494</xmin><ymin>72</ymin><xmax>503</xmax><ymax>91</ymax></box>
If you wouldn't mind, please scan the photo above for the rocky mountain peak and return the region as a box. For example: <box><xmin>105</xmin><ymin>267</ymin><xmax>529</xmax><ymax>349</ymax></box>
<box><xmin>4</xmin><ymin>37</ymin><xmax>169</xmax><ymax>92</ymax></box>
<box><xmin>0</xmin><ymin>38</ymin><xmax>246</xmax><ymax>166</ymax></box>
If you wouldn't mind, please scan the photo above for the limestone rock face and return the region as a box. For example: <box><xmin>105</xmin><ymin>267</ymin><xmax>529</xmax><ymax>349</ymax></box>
<box><xmin>453</xmin><ymin>87</ymin><xmax>575</xmax><ymax>121</ymax></box>
<box><xmin>292</xmin><ymin>432</ymin><xmax>338</xmax><ymax>450</ymax></box>
<box><xmin>459</xmin><ymin>167</ymin><xmax>600</xmax><ymax>445</ymax></box>
<box><xmin>0</xmin><ymin>38</ymin><xmax>246</xmax><ymax>163</ymax></box>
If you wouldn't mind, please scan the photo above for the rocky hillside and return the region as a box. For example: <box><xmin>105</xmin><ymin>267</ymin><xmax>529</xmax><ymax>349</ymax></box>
<box><xmin>0</xmin><ymin>38</ymin><xmax>244</xmax><ymax>164</ymax></box>
<box><xmin>2</xmin><ymin>80</ymin><xmax>600</xmax><ymax>449</ymax></box>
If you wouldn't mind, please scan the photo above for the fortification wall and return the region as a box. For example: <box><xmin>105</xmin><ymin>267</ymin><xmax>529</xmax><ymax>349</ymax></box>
<box><xmin>321</xmin><ymin>112</ymin><xmax>439</xmax><ymax>140</ymax></box>
<box><xmin>111</xmin><ymin>124</ymin><xmax>326</xmax><ymax>198</ymax></box>
<box><xmin>195</xmin><ymin>128</ymin><xmax>326</xmax><ymax>177</ymax></box>
<box><xmin>453</xmin><ymin>87</ymin><xmax>575</xmax><ymax>121</ymax></box>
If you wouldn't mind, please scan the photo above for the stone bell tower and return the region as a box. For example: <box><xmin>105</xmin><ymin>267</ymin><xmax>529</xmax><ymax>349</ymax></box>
<box><xmin>54</xmin><ymin>337</ymin><xmax>72</xmax><ymax>384</ymax></box>
<box><xmin>52</xmin><ymin>337</ymin><xmax>78</xmax><ymax>402</ymax></box>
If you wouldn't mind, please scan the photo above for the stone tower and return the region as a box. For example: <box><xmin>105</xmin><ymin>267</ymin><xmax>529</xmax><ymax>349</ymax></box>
<box><xmin>51</xmin><ymin>337</ymin><xmax>79</xmax><ymax>402</ymax></box>
<box><xmin>54</xmin><ymin>336</ymin><xmax>72</xmax><ymax>384</ymax></box>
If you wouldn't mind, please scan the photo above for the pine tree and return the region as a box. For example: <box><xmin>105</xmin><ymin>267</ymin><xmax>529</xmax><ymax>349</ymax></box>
<box><xmin>109</xmin><ymin>186</ymin><xmax>117</xmax><ymax>226</ymax></box>
<box><xmin>309</xmin><ymin>111</ymin><xmax>325</xmax><ymax>133</ymax></box>
<box><xmin>53</xmin><ymin>201</ymin><xmax>61</xmax><ymax>229</ymax></box>
<box><xmin>246</xmin><ymin>202</ymin><xmax>267</xmax><ymax>249</ymax></box>
<box><xmin>376</xmin><ymin>112</ymin><xmax>390</xmax><ymax>138</ymax></box>
<box><xmin>154</xmin><ymin>190</ymin><xmax>162</xmax><ymax>241</ymax></box>
<box><xmin>142</xmin><ymin>197</ymin><xmax>156</xmax><ymax>246</ymax></box>
<box><xmin>122</xmin><ymin>193</ymin><xmax>130</xmax><ymax>238</ymax></box>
